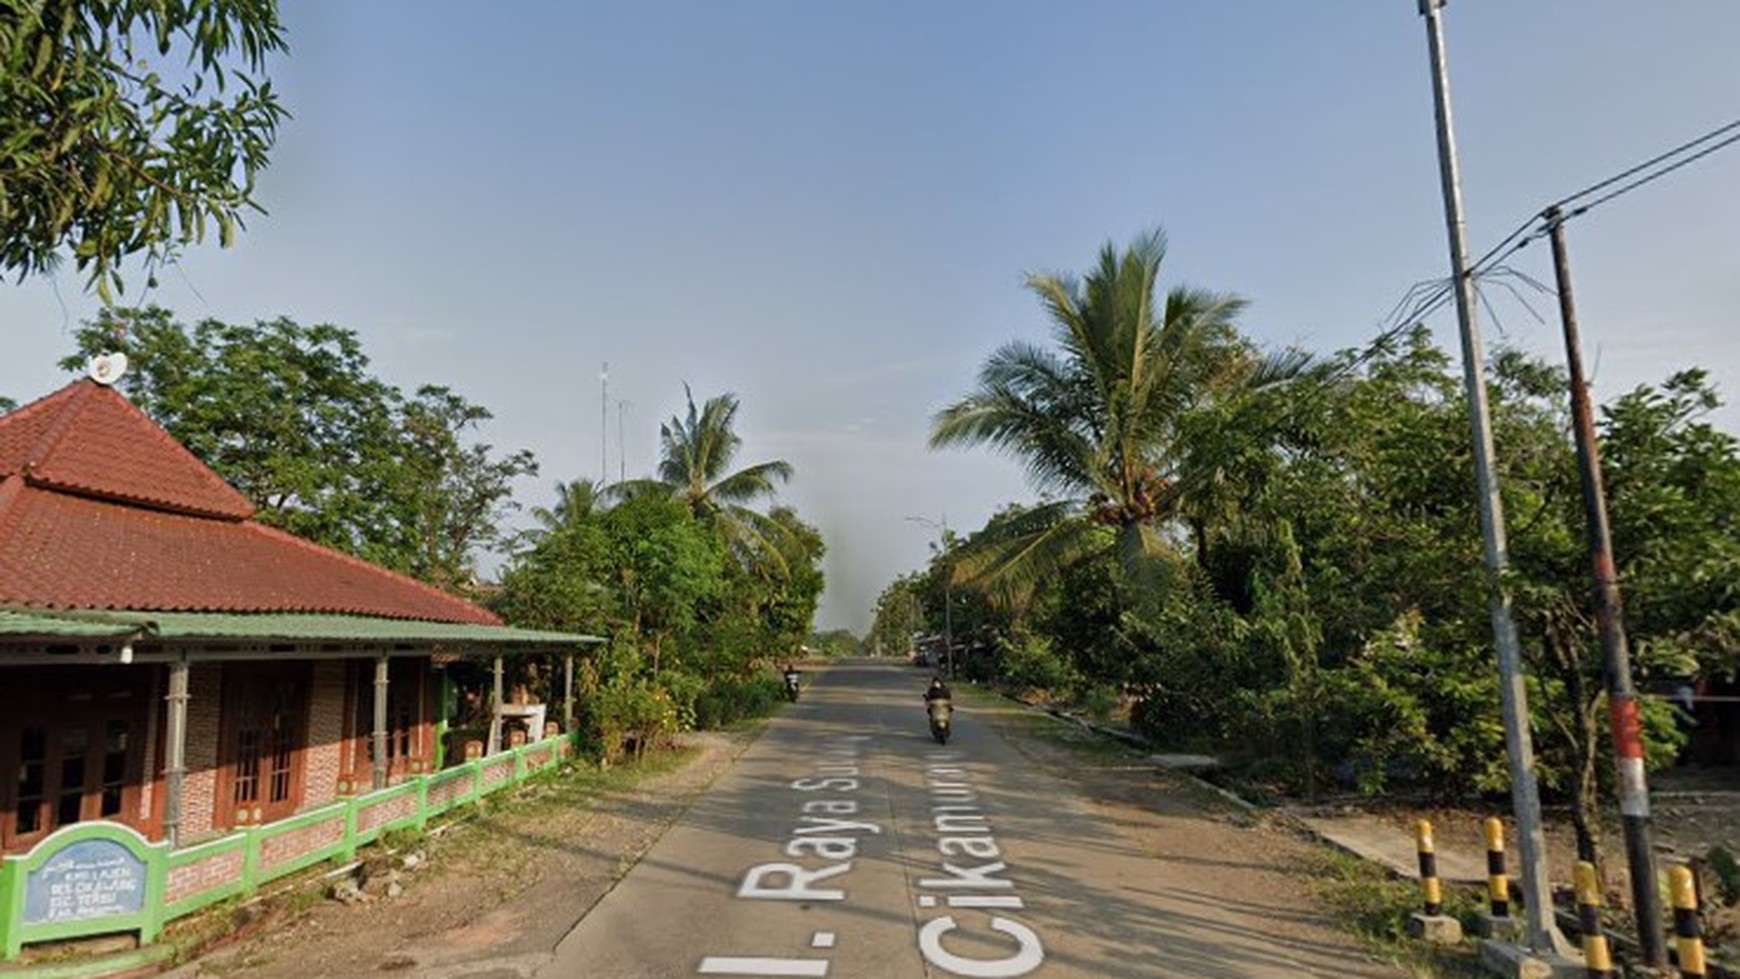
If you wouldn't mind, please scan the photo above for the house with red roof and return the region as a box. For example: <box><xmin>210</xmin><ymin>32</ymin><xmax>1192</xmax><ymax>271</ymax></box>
<box><xmin>0</xmin><ymin>370</ymin><xmax>597</xmax><ymax>961</ymax></box>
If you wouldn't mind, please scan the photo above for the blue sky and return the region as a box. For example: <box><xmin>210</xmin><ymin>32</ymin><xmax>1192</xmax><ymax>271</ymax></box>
<box><xmin>4</xmin><ymin>2</ymin><xmax>1738</xmax><ymax>634</ymax></box>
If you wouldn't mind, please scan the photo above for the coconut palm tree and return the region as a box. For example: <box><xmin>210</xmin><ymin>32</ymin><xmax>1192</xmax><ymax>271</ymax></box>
<box><xmin>528</xmin><ymin>477</ymin><xmax>601</xmax><ymax>536</ymax></box>
<box><xmin>616</xmin><ymin>386</ymin><xmax>796</xmax><ymax>572</ymax></box>
<box><xmin>930</xmin><ymin>228</ymin><xmax>1307</xmax><ymax>604</ymax></box>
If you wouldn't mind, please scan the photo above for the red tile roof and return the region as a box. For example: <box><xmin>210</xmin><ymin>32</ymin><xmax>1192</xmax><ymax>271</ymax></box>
<box><xmin>0</xmin><ymin>381</ymin><xmax>254</xmax><ymax>519</ymax></box>
<box><xmin>0</xmin><ymin>381</ymin><xmax>500</xmax><ymax>625</ymax></box>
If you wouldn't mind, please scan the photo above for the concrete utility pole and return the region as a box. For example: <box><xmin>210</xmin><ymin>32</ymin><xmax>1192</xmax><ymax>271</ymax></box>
<box><xmin>1416</xmin><ymin>0</ymin><xmax>1560</xmax><ymax>953</ymax></box>
<box><xmin>1545</xmin><ymin>205</ymin><xmax>1666</xmax><ymax>966</ymax></box>
<box><xmin>906</xmin><ymin>514</ymin><xmax>955</xmax><ymax>679</ymax></box>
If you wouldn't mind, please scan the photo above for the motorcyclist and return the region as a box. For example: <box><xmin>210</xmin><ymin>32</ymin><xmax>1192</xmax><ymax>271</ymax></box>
<box><xmin>924</xmin><ymin>676</ymin><xmax>952</xmax><ymax>703</ymax></box>
<box><xmin>924</xmin><ymin>676</ymin><xmax>954</xmax><ymax>742</ymax></box>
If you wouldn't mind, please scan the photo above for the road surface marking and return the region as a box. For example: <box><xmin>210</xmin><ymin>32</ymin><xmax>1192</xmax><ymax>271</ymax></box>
<box><xmin>914</xmin><ymin>752</ymin><xmax>1045</xmax><ymax>978</ymax></box>
<box><xmin>698</xmin><ymin>956</ymin><xmax>829</xmax><ymax>976</ymax></box>
<box><xmin>811</xmin><ymin>931</ymin><xmax>836</xmax><ymax>949</ymax></box>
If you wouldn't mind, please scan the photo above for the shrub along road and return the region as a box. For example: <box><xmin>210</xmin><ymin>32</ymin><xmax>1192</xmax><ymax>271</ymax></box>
<box><xmin>538</xmin><ymin>661</ymin><xmax>1400</xmax><ymax>978</ymax></box>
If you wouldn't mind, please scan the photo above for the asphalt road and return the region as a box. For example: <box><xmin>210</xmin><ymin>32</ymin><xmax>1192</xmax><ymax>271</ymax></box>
<box><xmin>538</xmin><ymin>661</ymin><xmax>1389</xmax><ymax>978</ymax></box>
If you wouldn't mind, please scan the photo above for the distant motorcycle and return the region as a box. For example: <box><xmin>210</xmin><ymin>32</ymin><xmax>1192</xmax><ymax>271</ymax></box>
<box><xmin>926</xmin><ymin>697</ymin><xmax>953</xmax><ymax>744</ymax></box>
<box><xmin>783</xmin><ymin>669</ymin><xmax>801</xmax><ymax>702</ymax></box>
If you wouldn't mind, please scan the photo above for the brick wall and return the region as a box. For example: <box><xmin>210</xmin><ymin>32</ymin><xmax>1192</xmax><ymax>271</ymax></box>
<box><xmin>164</xmin><ymin>847</ymin><xmax>244</xmax><ymax>904</ymax></box>
<box><xmin>182</xmin><ymin>664</ymin><xmax>224</xmax><ymax>838</ymax></box>
<box><xmin>303</xmin><ymin>661</ymin><xmax>347</xmax><ymax>807</ymax></box>
<box><xmin>257</xmin><ymin>813</ymin><xmax>345</xmax><ymax>871</ymax></box>
<box><xmin>357</xmin><ymin>791</ymin><xmax>418</xmax><ymax>833</ymax></box>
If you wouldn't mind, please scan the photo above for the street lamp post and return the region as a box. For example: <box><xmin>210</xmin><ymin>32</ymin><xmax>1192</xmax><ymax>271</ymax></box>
<box><xmin>906</xmin><ymin>515</ymin><xmax>954</xmax><ymax>678</ymax></box>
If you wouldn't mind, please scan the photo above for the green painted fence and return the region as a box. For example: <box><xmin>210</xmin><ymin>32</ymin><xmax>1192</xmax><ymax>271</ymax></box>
<box><xmin>0</xmin><ymin>734</ymin><xmax>570</xmax><ymax>960</ymax></box>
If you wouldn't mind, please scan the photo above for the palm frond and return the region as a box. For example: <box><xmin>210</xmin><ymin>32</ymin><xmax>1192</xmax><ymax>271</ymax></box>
<box><xmin>931</xmin><ymin>342</ymin><xmax>1101</xmax><ymax>496</ymax></box>
<box><xmin>715</xmin><ymin>504</ymin><xmax>796</xmax><ymax>577</ymax></box>
<box><xmin>946</xmin><ymin>502</ymin><xmax>1104</xmax><ymax>607</ymax></box>
<box><xmin>709</xmin><ymin>459</ymin><xmax>794</xmax><ymax>505</ymax></box>
<box><xmin>604</xmin><ymin>477</ymin><xmax>670</xmax><ymax>503</ymax></box>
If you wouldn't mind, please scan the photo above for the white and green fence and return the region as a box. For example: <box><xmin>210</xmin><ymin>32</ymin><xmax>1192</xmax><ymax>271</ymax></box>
<box><xmin>0</xmin><ymin>733</ymin><xmax>569</xmax><ymax>960</ymax></box>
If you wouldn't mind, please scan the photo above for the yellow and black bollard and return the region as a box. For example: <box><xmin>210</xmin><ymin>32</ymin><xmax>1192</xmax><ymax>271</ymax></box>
<box><xmin>1470</xmin><ymin>816</ymin><xmax>1526</xmax><ymax>940</ymax></box>
<box><xmin>1484</xmin><ymin>816</ymin><xmax>1510</xmax><ymax>918</ymax></box>
<box><xmin>1670</xmin><ymin>864</ymin><xmax>1708</xmax><ymax>978</ymax></box>
<box><xmin>1405</xmin><ymin>818</ymin><xmax>1462</xmax><ymax>944</ymax></box>
<box><xmin>1574</xmin><ymin>862</ymin><xmax>1615</xmax><ymax>979</ymax></box>
<box><xmin>1417</xmin><ymin>819</ymin><xmax>1443</xmax><ymax>916</ymax></box>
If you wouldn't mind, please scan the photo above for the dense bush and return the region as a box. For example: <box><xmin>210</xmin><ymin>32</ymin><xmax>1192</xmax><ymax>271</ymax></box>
<box><xmin>692</xmin><ymin>674</ymin><xmax>786</xmax><ymax>729</ymax></box>
<box><xmin>584</xmin><ymin>676</ymin><xmax>679</xmax><ymax>762</ymax></box>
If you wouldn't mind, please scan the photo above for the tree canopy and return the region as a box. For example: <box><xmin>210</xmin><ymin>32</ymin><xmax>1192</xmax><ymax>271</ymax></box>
<box><xmin>902</xmin><ymin>230</ymin><xmax>1740</xmax><ymax>875</ymax></box>
<box><xmin>497</xmin><ymin>388</ymin><xmax>825</xmax><ymax>754</ymax></box>
<box><xmin>931</xmin><ymin>228</ymin><xmax>1308</xmax><ymax>605</ymax></box>
<box><xmin>2</xmin><ymin>0</ymin><xmax>288</xmax><ymax>299</ymax></box>
<box><xmin>60</xmin><ymin>306</ymin><xmax>535</xmax><ymax>589</ymax></box>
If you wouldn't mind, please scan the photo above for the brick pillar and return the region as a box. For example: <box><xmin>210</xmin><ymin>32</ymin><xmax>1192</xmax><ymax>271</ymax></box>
<box><xmin>181</xmin><ymin>663</ymin><xmax>223</xmax><ymax>839</ymax></box>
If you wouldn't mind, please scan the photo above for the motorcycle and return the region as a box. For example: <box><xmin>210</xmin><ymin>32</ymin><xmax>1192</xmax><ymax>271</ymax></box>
<box><xmin>926</xmin><ymin>697</ymin><xmax>953</xmax><ymax>744</ymax></box>
<box><xmin>783</xmin><ymin>670</ymin><xmax>801</xmax><ymax>702</ymax></box>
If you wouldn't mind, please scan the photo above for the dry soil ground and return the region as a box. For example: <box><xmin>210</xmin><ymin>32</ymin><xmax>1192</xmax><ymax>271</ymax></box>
<box><xmin>170</xmin><ymin>730</ymin><xmax>755</xmax><ymax>979</ymax></box>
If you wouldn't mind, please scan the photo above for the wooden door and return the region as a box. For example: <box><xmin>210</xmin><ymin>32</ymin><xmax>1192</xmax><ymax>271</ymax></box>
<box><xmin>0</xmin><ymin>668</ymin><xmax>149</xmax><ymax>852</ymax></box>
<box><xmin>218</xmin><ymin>663</ymin><xmax>310</xmax><ymax>826</ymax></box>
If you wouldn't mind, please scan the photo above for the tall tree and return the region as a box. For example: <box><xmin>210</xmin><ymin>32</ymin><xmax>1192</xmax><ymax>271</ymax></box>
<box><xmin>396</xmin><ymin>385</ymin><xmax>538</xmax><ymax>589</ymax></box>
<box><xmin>931</xmin><ymin>228</ymin><xmax>1305</xmax><ymax>603</ymax></box>
<box><xmin>2</xmin><ymin>0</ymin><xmax>288</xmax><ymax>299</ymax></box>
<box><xmin>60</xmin><ymin>306</ymin><xmax>535</xmax><ymax>587</ymax></box>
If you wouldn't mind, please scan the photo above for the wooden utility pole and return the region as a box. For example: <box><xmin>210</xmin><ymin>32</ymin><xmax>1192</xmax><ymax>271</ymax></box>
<box><xmin>1545</xmin><ymin>205</ymin><xmax>1666</xmax><ymax>966</ymax></box>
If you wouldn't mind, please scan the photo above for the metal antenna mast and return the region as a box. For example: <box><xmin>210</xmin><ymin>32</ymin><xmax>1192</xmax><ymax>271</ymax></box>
<box><xmin>618</xmin><ymin>399</ymin><xmax>630</xmax><ymax>483</ymax></box>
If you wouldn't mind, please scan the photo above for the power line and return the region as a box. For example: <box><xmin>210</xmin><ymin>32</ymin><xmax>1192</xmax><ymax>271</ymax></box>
<box><xmin>1153</xmin><ymin>277</ymin><xmax>1458</xmax><ymax>504</ymax></box>
<box><xmin>987</xmin><ymin>120</ymin><xmax>1740</xmax><ymax>555</ymax></box>
<box><xmin>1567</xmin><ymin>129</ymin><xmax>1740</xmax><ymax>218</ymax></box>
<box><xmin>1551</xmin><ymin>115</ymin><xmax>1740</xmax><ymax>214</ymax></box>
<box><xmin>1473</xmin><ymin>115</ymin><xmax>1740</xmax><ymax>275</ymax></box>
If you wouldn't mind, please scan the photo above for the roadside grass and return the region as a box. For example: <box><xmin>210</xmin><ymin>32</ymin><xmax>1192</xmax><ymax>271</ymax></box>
<box><xmin>1294</xmin><ymin>845</ymin><xmax>1487</xmax><ymax>978</ymax></box>
<box><xmin>954</xmin><ymin>684</ymin><xmax>1137</xmax><ymax>764</ymax></box>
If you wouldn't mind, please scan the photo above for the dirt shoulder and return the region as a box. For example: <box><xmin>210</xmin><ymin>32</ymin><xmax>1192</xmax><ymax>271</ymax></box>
<box><xmin>957</xmin><ymin>685</ymin><xmax>1464</xmax><ymax>977</ymax></box>
<box><xmin>171</xmin><ymin>727</ymin><xmax>759</xmax><ymax>979</ymax></box>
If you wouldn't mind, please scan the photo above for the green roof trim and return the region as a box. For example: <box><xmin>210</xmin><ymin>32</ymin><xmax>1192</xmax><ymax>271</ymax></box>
<box><xmin>0</xmin><ymin>609</ymin><xmax>139</xmax><ymax>638</ymax></box>
<box><xmin>0</xmin><ymin>608</ymin><xmax>602</xmax><ymax>648</ymax></box>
